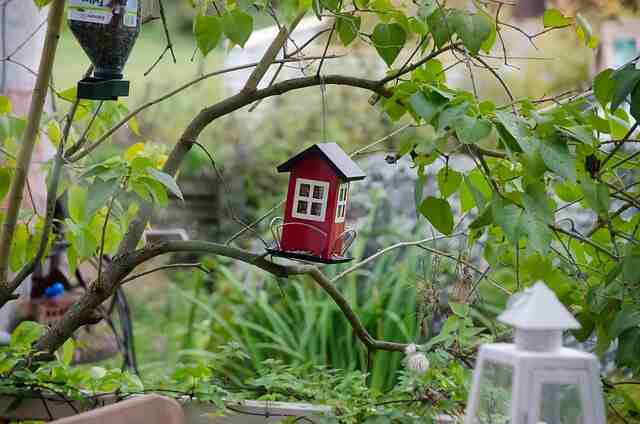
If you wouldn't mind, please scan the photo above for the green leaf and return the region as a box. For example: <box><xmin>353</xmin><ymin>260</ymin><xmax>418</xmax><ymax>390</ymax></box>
<box><xmin>47</xmin><ymin>120</ymin><xmax>62</xmax><ymax>146</ymax></box>
<box><xmin>521</xmin><ymin>211</ymin><xmax>552</xmax><ymax>255</ymax></box>
<box><xmin>455</xmin><ymin>115</ymin><xmax>492</xmax><ymax>144</ymax></box>
<box><xmin>622</xmin><ymin>253</ymin><xmax>640</xmax><ymax>284</ymax></box>
<box><xmin>145</xmin><ymin>168</ymin><xmax>184</xmax><ymax>201</ymax></box>
<box><xmin>9</xmin><ymin>224</ymin><xmax>27</xmax><ymax>272</ymax></box>
<box><xmin>451</xmin><ymin>12</ymin><xmax>492</xmax><ymax>55</ymax></box>
<box><xmin>419</xmin><ymin>196</ymin><xmax>454</xmax><ymax>235</ymax></box>
<box><xmin>413</xmin><ymin>59</ymin><xmax>445</xmax><ymax>84</ymax></box>
<box><xmin>539</xmin><ymin>138</ymin><xmax>576</xmax><ymax>182</ymax></box>
<box><xmin>611</xmin><ymin>64</ymin><xmax>640</xmax><ymax>113</ymax></box>
<box><xmin>463</xmin><ymin>170</ymin><xmax>491</xmax><ymax>210</ymax></box>
<box><xmin>409</xmin><ymin>90</ymin><xmax>446</xmax><ymax>123</ymax></box>
<box><xmin>371</xmin><ymin>23</ymin><xmax>407</xmax><ymax>67</ymax></box>
<box><xmin>610</xmin><ymin>307</ymin><xmax>640</xmax><ymax>339</ymax></box>
<box><xmin>494</xmin><ymin>111</ymin><xmax>535</xmax><ymax>155</ymax></box>
<box><xmin>11</xmin><ymin>321</ymin><xmax>44</xmax><ymax>348</ymax></box>
<box><xmin>450</xmin><ymin>302</ymin><xmax>470</xmax><ymax>318</ymax></box>
<box><xmin>575</xmin><ymin>13</ymin><xmax>598</xmax><ymax>49</ymax></box>
<box><xmin>0</xmin><ymin>95</ymin><xmax>11</xmax><ymax>115</ymax></box>
<box><xmin>522</xmin><ymin>181</ymin><xmax>553</xmax><ymax>224</ymax></box>
<box><xmin>492</xmin><ymin>199</ymin><xmax>522</xmax><ymax>244</ymax></box>
<box><xmin>336</xmin><ymin>14</ymin><xmax>361</xmax><ymax>46</ymax></box>
<box><xmin>427</xmin><ymin>7</ymin><xmax>453</xmax><ymax>48</ymax></box>
<box><xmin>0</xmin><ymin>168</ymin><xmax>10</xmax><ymax>203</ymax></box>
<box><xmin>616</xmin><ymin>328</ymin><xmax>640</xmax><ymax>369</ymax></box>
<box><xmin>593</xmin><ymin>69</ymin><xmax>615</xmax><ymax>107</ymax></box>
<box><xmin>68</xmin><ymin>185</ymin><xmax>88</xmax><ymax>224</ymax></box>
<box><xmin>33</xmin><ymin>0</ymin><xmax>52</xmax><ymax>7</ymax></box>
<box><xmin>630</xmin><ymin>83</ymin><xmax>640</xmax><ymax>123</ymax></box>
<box><xmin>580</xmin><ymin>178</ymin><xmax>609</xmax><ymax>215</ymax></box>
<box><xmin>437</xmin><ymin>167</ymin><xmax>462</xmax><ymax>198</ymax></box>
<box><xmin>193</xmin><ymin>14</ymin><xmax>223</xmax><ymax>56</ymax></box>
<box><xmin>554</xmin><ymin>182</ymin><xmax>581</xmax><ymax>202</ymax></box>
<box><xmin>436</xmin><ymin>102</ymin><xmax>469</xmax><ymax>131</ymax></box>
<box><xmin>62</xmin><ymin>339</ymin><xmax>75</xmax><ymax>366</ymax></box>
<box><xmin>320</xmin><ymin>0</ymin><xmax>340</xmax><ymax>12</ymax></box>
<box><xmin>469</xmin><ymin>203</ymin><xmax>493</xmax><ymax>229</ymax></box>
<box><xmin>542</xmin><ymin>8</ymin><xmax>571</xmax><ymax>28</ymax></box>
<box><xmin>87</xmin><ymin>178</ymin><xmax>119</xmax><ymax>219</ymax></box>
<box><xmin>223</xmin><ymin>9</ymin><xmax>254</xmax><ymax>48</ymax></box>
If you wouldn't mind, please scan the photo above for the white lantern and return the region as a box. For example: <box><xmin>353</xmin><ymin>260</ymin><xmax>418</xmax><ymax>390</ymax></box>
<box><xmin>464</xmin><ymin>282</ymin><xmax>606</xmax><ymax>424</ymax></box>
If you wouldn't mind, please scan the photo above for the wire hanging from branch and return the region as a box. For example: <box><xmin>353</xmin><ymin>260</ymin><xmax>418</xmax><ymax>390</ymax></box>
<box><xmin>320</xmin><ymin>75</ymin><xmax>328</xmax><ymax>142</ymax></box>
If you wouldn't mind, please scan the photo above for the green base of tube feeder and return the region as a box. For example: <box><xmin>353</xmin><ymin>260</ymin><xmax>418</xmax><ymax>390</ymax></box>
<box><xmin>77</xmin><ymin>78</ymin><xmax>130</xmax><ymax>101</ymax></box>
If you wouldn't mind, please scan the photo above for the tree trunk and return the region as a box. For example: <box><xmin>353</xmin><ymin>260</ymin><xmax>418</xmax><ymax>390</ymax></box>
<box><xmin>0</xmin><ymin>1</ymin><xmax>55</xmax><ymax>336</ymax></box>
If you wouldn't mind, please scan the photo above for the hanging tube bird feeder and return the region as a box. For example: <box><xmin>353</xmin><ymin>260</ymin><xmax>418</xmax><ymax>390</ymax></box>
<box><xmin>68</xmin><ymin>0</ymin><xmax>141</xmax><ymax>100</ymax></box>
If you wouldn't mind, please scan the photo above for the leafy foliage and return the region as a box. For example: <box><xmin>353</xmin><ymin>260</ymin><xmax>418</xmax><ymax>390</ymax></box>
<box><xmin>5</xmin><ymin>0</ymin><xmax>640</xmax><ymax>421</ymax></box>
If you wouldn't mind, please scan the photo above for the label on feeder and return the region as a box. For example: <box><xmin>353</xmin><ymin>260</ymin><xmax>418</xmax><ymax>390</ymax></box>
<box><xmin>69</xmin><ymin>0</ymin><xmax>138</xmax><ymax>27</ymax></box>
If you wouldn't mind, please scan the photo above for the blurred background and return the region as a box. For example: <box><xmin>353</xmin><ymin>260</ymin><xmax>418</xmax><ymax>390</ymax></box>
<box><xmin>48</xmin><ymin>0</ymin><xmax>640</xmax><ymax>392</ymax></box>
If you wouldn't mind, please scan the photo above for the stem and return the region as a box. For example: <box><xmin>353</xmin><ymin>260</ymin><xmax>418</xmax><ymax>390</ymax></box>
<box><xmin>0</xmin><ymin>0</ymin><xmax>65</xmax><ymax>290</ymax></box>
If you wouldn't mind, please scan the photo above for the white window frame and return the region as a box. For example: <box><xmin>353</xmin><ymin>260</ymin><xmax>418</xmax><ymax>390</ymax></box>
<box><xmin>291</xmin><ymin>178</ymin><xmax>330</xmax><ymax>222</ymax></box>
<box><xmin>335</xmin><ymin>183</ymin><xmax>349</xmax><ymax>223</ymax></box>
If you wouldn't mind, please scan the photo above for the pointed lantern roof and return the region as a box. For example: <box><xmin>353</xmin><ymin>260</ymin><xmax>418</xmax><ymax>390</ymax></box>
<box><xmin>277</xmin><ymin>143</ymin><xmax>366</xmax><ymax>181</ymax></box>
<box><xmin>498</xmin><ymin>282</ymin><xmax>580</xmax><ymax>331</ymax></box>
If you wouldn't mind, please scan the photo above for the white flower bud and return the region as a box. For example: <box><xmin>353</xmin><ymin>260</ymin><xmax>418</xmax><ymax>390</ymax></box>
<box><xmin>404</xmin><ymin>344</ymin><xmax>429</xmax><ymax>374</ymax></box>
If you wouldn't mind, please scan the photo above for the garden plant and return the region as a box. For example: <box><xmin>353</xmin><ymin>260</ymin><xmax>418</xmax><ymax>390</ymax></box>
<box><xmin>1</xmin><ymin>0</ymin><xmax>640</xmax><ymax>421</ymax></box>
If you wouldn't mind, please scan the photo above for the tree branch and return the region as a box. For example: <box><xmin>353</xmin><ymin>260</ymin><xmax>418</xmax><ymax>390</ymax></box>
<box><xmin>243</xmin><ymin>12</ymin><xmax>305</xmax><ymax>93</ymax></box>
<box><xmin>331</xmin><ymin>234</ymin><xmax>464</xmax><ymax>283</ymax></box>
<box><xmin>36</xmin><ymin>38</ymin><xmax>460</xmax><ymax>352</ymax></box>
<box><xmin>0</xmin><ymin>0</ymin><xmax>65</xmax><ymax>295</ymax></box>
<box><xmin>309</xmin><ymin>268</ymin><xmax>407</xmax><ymax>352</ymax></box>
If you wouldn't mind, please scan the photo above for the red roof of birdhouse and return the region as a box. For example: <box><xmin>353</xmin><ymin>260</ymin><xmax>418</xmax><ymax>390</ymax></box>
<box><xmin>277</xmin><ymin>143</ymin><xmax>366</xmax><ymax>181</ymax></box>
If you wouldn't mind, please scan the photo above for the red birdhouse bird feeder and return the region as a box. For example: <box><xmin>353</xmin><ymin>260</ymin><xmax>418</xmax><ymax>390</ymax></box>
<box><xmin>268</xmin><ymin>143</ymin><xmax>365</xmax><ymax>264</ymax></box>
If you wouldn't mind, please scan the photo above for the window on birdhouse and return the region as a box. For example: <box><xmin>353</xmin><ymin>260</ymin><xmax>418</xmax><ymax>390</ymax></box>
<box><xmin>335</xmin><ymin>183</ymin><xmax>349</xmax><ymax>223</ymax></box>
<box><xmin>292</xmin><ymin>178</ymin><xmax>329</xmax><ymax>222</ymax></box>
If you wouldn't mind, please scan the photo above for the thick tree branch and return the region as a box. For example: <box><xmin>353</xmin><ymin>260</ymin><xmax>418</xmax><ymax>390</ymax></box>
<box><xmin>309</xmin><ymin>268</ymin><xmax>407</xmax><ymax>352</ymax></box>
<box><xmin>0</xmin><ymin>0</ymin><xmax>65</xmax><ymax>294</ymax></box>
<box><xmin>36</xmin><ymin>39</ymin><xmax>461</xmax><ymax>352</ymax></box>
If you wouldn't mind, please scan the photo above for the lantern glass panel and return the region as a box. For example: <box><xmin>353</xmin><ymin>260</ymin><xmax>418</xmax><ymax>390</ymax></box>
<box><xmin>473</xmin><ymin>361</ymin><xmax>513</xmax><ymax>424</ymax></box>
<box><xmin>538</xmin><ymin>384</ymin><xmax>584</xmax><ymax>424</ymax></box>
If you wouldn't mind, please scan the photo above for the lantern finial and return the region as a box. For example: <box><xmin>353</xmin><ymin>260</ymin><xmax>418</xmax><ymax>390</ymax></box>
<box><xmin>498</xmin><ymin>282</ymin><xmax>580</xmax><ymax>351</ymax></box>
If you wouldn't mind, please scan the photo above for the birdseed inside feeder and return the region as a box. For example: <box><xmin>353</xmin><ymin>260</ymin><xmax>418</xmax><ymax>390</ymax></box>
<box><xmin>68</xmin><ymin>0</ymin><xmax>141</xmax><ymax>100</ymax></box>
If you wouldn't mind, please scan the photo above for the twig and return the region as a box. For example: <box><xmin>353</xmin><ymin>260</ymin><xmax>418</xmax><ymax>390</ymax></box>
<box><xmin>143</xmin><ymin>0</ymin><xmax>176</xmax><ymax>77</ymax></box>
<box><xmin>225</xmin><ymin>199</ymin><xmax>285</xmax><ymax>245</ymax></box>
<box><xmin>600</xmin><ymin>123</ymin><xmax>638</xmax><ymax>171</ymax></box>
<box><xmin>121</xmin><ymin>263</ymin><xmax>209</xmax><ymax>285</ymax></box>
<box><xmin>350</xmin><ymin>123</ymin><xmax>414</xmax><ymax>157</ymax></box>
<box><xmin>97</xmin><ymin>190</ymin><xmax>119</xmax><ymax>285</ymax></box>
<box><xmin>331</xmin><ymin>234</ymin><xmax>464</xmax><ymax>282</ymax></box>
<box><xmin>67</xmin><ymin>55</ymin><xmax>341</xmax><ymax>162</ymax></box>
<box><xmin>316</xmin><ymin>20</ymin><xmax>336</xmax><ymax>77</ymax></box>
